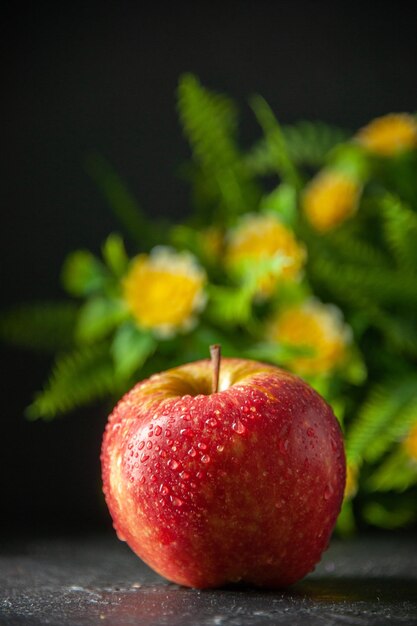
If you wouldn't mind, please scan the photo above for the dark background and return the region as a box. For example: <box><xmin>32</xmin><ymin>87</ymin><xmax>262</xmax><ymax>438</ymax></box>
<box><xmin>2</xmin><ymin>2</ymin><xmax>417</xmax><ymax>534</ymax></box>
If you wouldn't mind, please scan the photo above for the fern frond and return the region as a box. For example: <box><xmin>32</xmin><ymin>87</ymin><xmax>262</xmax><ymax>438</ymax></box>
<box><xmin>283</xmin><ymin>121</ymin><xmax>349</xmax><ymax>167</ymax></box>
<box><xmin>309</xmin><ymin>256</ymin><xmax>417</xmax><ymax>308</ymax></box>
<box><xmin>381</xmin><ymin>194</ymin><xmax>417</xmax><ymax>270</ymax></box>
<box><xmin>323</xmin><ymin>230</ymin><xmax>389</xmax><ymax>268</ymax></box>
<box><xmin>243</xmin><ymin>138</ymin><xmax>274</xmax><ymax>176</ymax></box>
<box><xmin>367</xmin><ymin>447</ymin><xmax>417</xmax><ymax>493</ymax></box>
<box><xmin>366</xmin><ymin>398</ymin><xmax>417</xmax><ymax>463</ymax></box>
<box><xmin>26</xmin><ymin>343</ymin><xmax>119</xmax><ymax>420</ymax></box>
<box><xmin>250</xmin><ymin>95</ymin><xmax>302</xmax><ymax>189</ymax></box>
<box><xmin>178</xmin><ymin>74</ymin><xmax>259</xmax><ymax>220</ymax></box>
<box><xmin>371</xmin><ymin>311</ymin><xmax>417</xmax><ymax>358</ymax></box>
<box><xmin>0</xmin><ymin>302</ymin><xmax>78</xmax><ymax>352</ymax></box>
<box><xmin>346</xmin><ymin>376</ymin><xmax>417</xmax><ymax>465</ymax></box>
<box><xmin>245</xmin><ymin>122</ymin><xmax>348</xmax><ymax>176</ymax></box>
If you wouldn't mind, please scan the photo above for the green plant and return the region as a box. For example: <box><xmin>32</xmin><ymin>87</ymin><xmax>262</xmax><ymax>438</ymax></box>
<box><xmin>2</xmin><ymin>75</ymin><xmax>417</xmax><ymax>532</ymax></box>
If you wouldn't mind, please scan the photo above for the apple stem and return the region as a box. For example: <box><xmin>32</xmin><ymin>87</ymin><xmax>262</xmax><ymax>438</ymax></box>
<box><xmin>210</xmin><ymin>344</ymin><xmax>221</xmax><ymax>394</ymax></box>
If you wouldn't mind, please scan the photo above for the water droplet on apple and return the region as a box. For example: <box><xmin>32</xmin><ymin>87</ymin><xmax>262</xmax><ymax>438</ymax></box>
<box><xmin>216</xmin><ymin>444</ymin><xmax>224</xmax><ymax>453</ymax></box>
<box><xmin>324</xmin><ymin>484</ymin><xmax>333</xmax><ymax>500</ymax></box>
<box><xmin>159</xmin><ymin>484</ymin><xmax>170</xmax><ymax>495</ymax></box>
<box><xmin>154</xmin><ymin>425</ymin><xmax>162</xmax><ymax>436</ymax></box>
<box><xmin>201</xmin><ymin>454</ymin><xmax>211</xmax><ymax>464</ymax></box>
<box><xmin>139</xmin><ymin>476</ymin><xmax>145</xmax><ymax>485</ymax></box>
<box><xmin>140</xmin><ymin>453</ymin><xmax>149</xmax><ymax>463</ymax></box>
<box><xmin>232</xmin><ymin>419</ymin><xmax>246</xmax><ymax>435</ymax></box>
<box><xmin>146</xmin><ymin>441</ymin><xmax>152</xmax><ymax>450</ymax></box>
<box><xmin>330</xmin><ymin>436</ymin><xmax>337</xmax><ymax>451</ymax></box>
<box><xmin>279</xmin><ymin>438</ymin><xmax>289</xmax><ymax>454</ymax></box>
<box><xmin>188</xmin><ymin>447</ymin><xmax>197</xmax><ymax>457</ymax></box>
<box><xmin>180</xmin><ymin>471</ymin><xmax>190</xmax><ymax>480</ymax></box>
<box><xmin>128</xmin><ymin>443</ymin><xmax>134</xmax><ymax>450</ymax></box>
<box><xmin>307</xmin><ymin>427</ymin><xmax>315</xmax><ymax>437</ymax></box>
<box><xmin>198</xmin><ymin>442</ymin><xmax>207</xmax><ymax>450</ymax></box>
<box><xmin>171</xmin><ymin>496</ymin><xmax>184</xmax><ymax>507</ymax></box>
<box><xmin>138</xmin><ymin>441</ymin><xmax>145</xmax><ymax>450</ymax></box>
<box><xmin>159</xmin><ymin>449</ymin><xmax>167</xmax><ymax>458</ymax></box>
<box><xmin>180</xmin><ymin>428</ymin><xmax>193</xmax><ymax>438</ymax></box>
<box><xmin>206</xmin><ymin>418</ymin><xmax>217</xmax><ymax>428</ymax></box>
<box><xmin>165</xmin><ymin>429</ymin><xmax>172</xmax><ymax>437</ymax></box>
<box><xmin>181</xmin><ymin>413</ymin><xmax>192</xmax><ymax>421</ymax></box>
<box><xmin>129</xmin><ymin>476</ymin><xmax>134</xmax><ymax>482</ymax></box>
<box><xmin>166</xmin><ymin>439</ymin><xmax>174</xmax><ymax>447</ymax></box>
<box><xmin>154</xmin><ymin>444</ymin><xmax>160</xmax><ymax>451</ymax></box>
<box><xmin>169</xmin><ymin>459</ymin><xmax>180</xmax><ymax>470</ymax></box>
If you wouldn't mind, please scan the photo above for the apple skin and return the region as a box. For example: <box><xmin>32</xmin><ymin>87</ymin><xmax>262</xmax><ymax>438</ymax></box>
<box><xmin>101</xmin><ymin>358</ymin><xmax>345</xmax><ymax>589</ymax></box>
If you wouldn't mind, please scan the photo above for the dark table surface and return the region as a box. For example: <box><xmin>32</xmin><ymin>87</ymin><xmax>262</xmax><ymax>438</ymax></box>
<box><xmin>1</xmin><ymin>531</ymin><xmax>416</xmax><ymax>626</ymax></box>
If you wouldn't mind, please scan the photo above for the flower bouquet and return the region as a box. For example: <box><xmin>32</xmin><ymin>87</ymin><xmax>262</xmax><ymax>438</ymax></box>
<box><xmin>3</xmin><ymin>75</ymin><xmax>417</xmax><ymax>533</ymax></box>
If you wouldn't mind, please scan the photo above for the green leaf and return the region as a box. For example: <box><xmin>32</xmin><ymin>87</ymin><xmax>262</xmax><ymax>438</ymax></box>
<box><xmin>381</xmin><ymin>194</ymin><xmax>417</xmax><ymax>270</ymax></box>
<box><xmin>362</xmin><ymin>499</ymin><xmax>417</xmax><ymax>529</ymax></box>
<box><xmin>178</xmin><ymin>74</ymin><xmax>259</xmax><ymax>221</ymax></box>
<box><xmin>341</xmin><ymin>348</ymin><xmax>367</xmax><ymax>385</ymax></box>
<box><xmin>323</xmin><ymin>230</ymin><xmax>389</xmax><ymax>268</ymax></box>
<box><xmin>102</xmin><ymin>233</ymin><xmax>129</xmax><ymax>277</ymax></box>
<box><xmin>170</xmin><ymin>224</ymin><xmax>202</xmax><ymax>258</ymax></box>
<box><xmin>309</xmin><ymin>256</ymin><xmax>417</xmax><ymax>309</ymax></box>
<box><xmin>327</xmin><ymin>142</ymin><xmax>370</xmax><ymax>182</ymax></box>
<box><xmin>250</xmin><ymin>95</ymin><xmax>302</xmax><ymax>189</ymax></box>
<box><xmin>26</xmin><ymin>343</ymin><xmax>119</xmax><ymax>420</ymax></box>
<box><xmin>372</xmin><ymin>312</ymin><xmax>417</xmax><ymax>358</ymax></box>
<box><xmin>112</xmin><ymin>323</ymin><xmax>156</xmax><ymax>380</ymax></box>
<box><xmin>61</xmin><ymin>250</ymin><xmax>109</xmax><ymax>297</ymax></box>
<box><xmin>335</xmin><ymin>499</ymin><xmax>356</xmax><ymax>536</ymax></box>
<box><xmin>0</xmin><ymin>302</ymin><xmax>78</xmax><ymax>352</ymax></box>
<box><xmin>206</xmin><ymin>285</ymin><xmax>253</xmax><ymax>327</ymax></box>
<box><xmin>76</xmin><ymin>297</ymin><xmax>128</xmax><ymax>344</ymax></box>
<box><xmin>367</xmin><ymin>446</ymin><xmax>417</xmax><ymax>493</ymax></box>
<box><xmin>260</xmin><ymin>184</ymin><xmax>298</xmax><ymax>227</ymax></box>
<box><xmin>346</xmin><ymin>376</ymin><xmax>417</xmax><ymax>465</ymax></box>
<box><xmin>283</xmin><ymin>121</ymin><xmax>349</xmax><ymax>167</ymax></box>
<box><xmin>85</xmin><ymin>152</ymin><xmax>150</xmax><ymax>246</ymax></box>
<box><xmin>242</xmin><ymin>342</ymin><xmax>314</xmax><ymax>366</ymax></box>
<box><xmin>186</xmin><ymin>325</ymin><xmax>237</xmax><ymax>360</ymax></box>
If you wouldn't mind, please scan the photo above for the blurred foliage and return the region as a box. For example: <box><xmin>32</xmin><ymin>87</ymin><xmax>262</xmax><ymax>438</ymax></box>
<box><xmin>2</xmin><ymin>74</ymin><xmax>417</xmax><ymax>533</ymax></box>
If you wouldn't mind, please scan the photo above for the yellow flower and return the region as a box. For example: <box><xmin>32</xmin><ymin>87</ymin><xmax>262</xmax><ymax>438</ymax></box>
<box><xmin>356</xmin><ymin>113</ymin><xmax>417</xmax><ymax>156</ymax></box>
<box><xmin>225</xmin><ymin>213</ymin><xmax>306</xmax><ymax>297</ymax></box>
<box><xmin>303</xmin><ymin>170</ymin><xmax>361</xmax><ymax>233</ymax></box>
<box><xmin>344</xmin><ymin>464</ymin><xmax>358</xmax><ymax>500</ymax></box>
<box><xmin>122</xmin><ymin>247</ymin><xmax>206</xmax><ymax>337</ymax></box>
<box><xmin>403</xmin><ymin>423</ymin><xmax>417</xmax><ymax>462</ymax></box>
<box><xmin>267</xmin><ymin>299</ymin><xmax>350</xmax><ymax>375</ymax></box>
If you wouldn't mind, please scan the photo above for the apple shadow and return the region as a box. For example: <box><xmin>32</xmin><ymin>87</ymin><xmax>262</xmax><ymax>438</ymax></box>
<box><xmin>38</xmin><ymin>577</ymin><xmax>416</xmax><ymax>626</ymax></box>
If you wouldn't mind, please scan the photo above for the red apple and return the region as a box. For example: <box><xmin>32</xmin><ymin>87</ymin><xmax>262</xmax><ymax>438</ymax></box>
<box><xmin>101</xmin><ymin>349</ymin><xmax>345</xmax><ymax>588</ymax></box>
